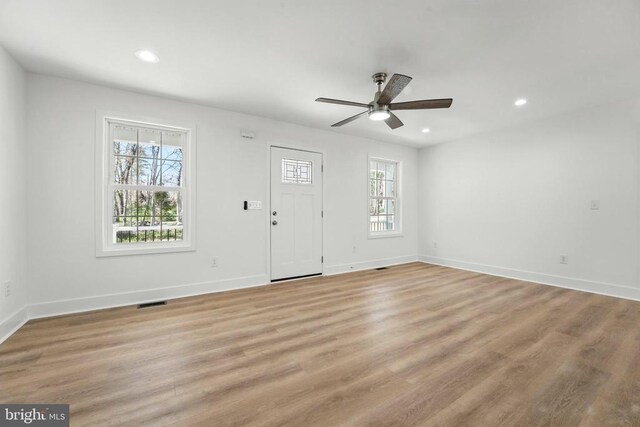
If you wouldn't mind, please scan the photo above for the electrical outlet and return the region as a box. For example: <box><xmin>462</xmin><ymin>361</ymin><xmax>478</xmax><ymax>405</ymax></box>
<box><xmin>560</xmin><ymin>255</ymin><xmax>568</xmax><ymax>264</ymax></box>
<box><xmin>352</xmin><ymin>246</ymin><xmax>357</xmax><ymax>253</ymax></box>
<box><xmin>4</xmin><ymin>281</ymin><xmax>10</xmax><ymax>298</ymax></box>
<box><xmin>211</xmin><ymin>257</ymin><xmax>219</xmax><ymax>268</ymax></box>
<box><xmin>433</xmin><ymin>242</ymin><xmax>438</xmax><ymax>249</ymax></box>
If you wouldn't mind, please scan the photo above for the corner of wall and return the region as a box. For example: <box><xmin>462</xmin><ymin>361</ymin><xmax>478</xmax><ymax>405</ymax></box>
<box><xmin>0</xmin><ymin>45</ymin><xmax>29</xmax><ymax>345</ymax></box>
<box><xmin>0</xmin><ymin>307</ymin><xmax>29</xmax><ymax>345</ymax></box>
<box><xmin>418</xmin><ymin>255</ymin><xmax>640</xmax><ymax>302</ymax></box>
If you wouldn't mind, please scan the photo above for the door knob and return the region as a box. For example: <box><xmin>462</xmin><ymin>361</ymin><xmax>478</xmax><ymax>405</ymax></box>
<box><xmin>272</xmin><ymin>211</ymin><xmax>277</xmax><ymax>216</ymax></box>
<box><xmin>272</xmin><ymin>220</ymin><xmax>278</xmax><ymax>226</ymax></box>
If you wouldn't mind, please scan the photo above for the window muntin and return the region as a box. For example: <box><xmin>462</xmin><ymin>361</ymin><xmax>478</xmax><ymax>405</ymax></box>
<box><xmin>106</xmin><ymin>119</ymin><xmax>189</xmax><ymax>249</ymax></box>
<box><xmin>369</xmin><ymin>158</ymin><xmax>400</xmax><ymax>234</ymax></box>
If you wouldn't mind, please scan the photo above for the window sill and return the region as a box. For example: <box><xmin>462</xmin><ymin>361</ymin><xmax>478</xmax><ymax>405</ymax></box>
<box><xmin>96</xmin><ymin>243</ymin><xmax>195</xmax><ymax>258</ymax></box>
<box><xmin>368</xmin><ymin>232</ymin><xmax>404</xmax><ymax>240</ymax></box>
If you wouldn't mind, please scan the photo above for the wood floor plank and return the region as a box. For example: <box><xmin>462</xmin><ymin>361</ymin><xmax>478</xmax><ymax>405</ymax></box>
<box><xmin>1</xmin><ymin>262</ymin><xmax>639</xmax><ymax>426</ymax></box>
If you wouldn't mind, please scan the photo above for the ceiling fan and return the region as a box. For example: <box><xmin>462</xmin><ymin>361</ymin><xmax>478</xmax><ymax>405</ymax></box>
<box><xmin>316</xmin><ymin>73</ymin><xmax>452</xmax><ymax>129</ymax></box>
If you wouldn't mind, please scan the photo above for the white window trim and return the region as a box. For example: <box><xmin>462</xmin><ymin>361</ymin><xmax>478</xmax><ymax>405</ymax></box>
<box><xmin>95</xmin><ymin>111</ymin><xmax>197</xmax><ymax>257</ymax></box>
<box><xmin>368</xmin><ymin>155</ymin><xmax>403</xmax><ymax>239</ymax></box>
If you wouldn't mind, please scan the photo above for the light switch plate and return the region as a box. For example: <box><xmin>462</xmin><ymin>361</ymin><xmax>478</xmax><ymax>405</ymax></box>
<box><xmin>247</xmin><ymin>201</ymin><xmax>262</xmax><ymax>210</ymax></box>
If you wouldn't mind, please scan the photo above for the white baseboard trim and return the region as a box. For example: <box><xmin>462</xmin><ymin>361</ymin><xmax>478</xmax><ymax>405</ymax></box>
<box><xmin>28</xmin><ymin>274</ymin><xmax>269</xmax><ymax>320</ymax></box>
<box><xmin>1</xmin><ymin>255</ymin><xmax>423</xmax><ymax>344</ymax></box>
<box><xmin>324</xmin><ymin>255</ymin><xmax>418</xmax><ymax>276</ymax></box>
<box><xmin>0</xmin><ymin>306</ymin><xmax>29</xmax><ymax>345</ymax></box>
<box><xmin>419</xmin><ymin>255</ymin><xmax>640</xmax><ymax>302</ymax></box>
<box><xmin>6</xmin><ymin>254</ymin><xmax>640</xmax><ymax>344</ymax></box>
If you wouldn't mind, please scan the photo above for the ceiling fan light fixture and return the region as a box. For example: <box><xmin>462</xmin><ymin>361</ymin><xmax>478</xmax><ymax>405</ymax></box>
<box><xmin>369</xmin><ymin>109</ymin><xmax>391</xmax><ymax>121</ymax></box>
<box><xmin>369</xmin><ymin>111</ymin><xmax>391</xmax><ymax>121</ymax></box>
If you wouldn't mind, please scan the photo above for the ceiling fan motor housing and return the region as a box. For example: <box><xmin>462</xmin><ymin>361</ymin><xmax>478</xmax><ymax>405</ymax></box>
<box><xmin>370</xmin><ymin>103</ymin><xmax>389</xmax><ymax>113</ymax></box>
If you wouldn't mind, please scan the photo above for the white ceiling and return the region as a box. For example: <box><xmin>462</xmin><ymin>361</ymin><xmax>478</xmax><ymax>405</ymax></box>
<box><xmin>1</xmin><ymin>0</ymin><xmax>639</xmax><ymax>146</ymax></box>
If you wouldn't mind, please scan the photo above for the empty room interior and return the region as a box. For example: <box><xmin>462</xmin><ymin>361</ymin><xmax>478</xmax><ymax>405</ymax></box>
<box><xmin>1</xmin><ymin>0</ymin><xmax>640</xmax><ymax>425</ymax></box>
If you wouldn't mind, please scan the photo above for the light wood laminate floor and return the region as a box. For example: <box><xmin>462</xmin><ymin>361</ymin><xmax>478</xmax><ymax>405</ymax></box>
<box><xmin>2</xmin><ymin>263</ymin><xmax>640</xmax><ymax>426</ymax></box>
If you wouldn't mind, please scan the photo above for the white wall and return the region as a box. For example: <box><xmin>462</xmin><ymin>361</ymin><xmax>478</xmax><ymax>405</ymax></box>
<box><xmin>6</xmin><ymin>69</ymin><xmax>640</xmax><ymax>341</ymax></box>
<box><xmin>0</xmin><ymin>46</ymin><xmax>28</xmax><ymax>340</ymax></box>
<box><xmin>419</xmin><ymin>99</ymin><xmax>640</xmax><ymax>299</ymax></box>
<box><xmin>26</xmin><ymin>74</ymin><xmax>418</xmax><ymax>317</ymax></box>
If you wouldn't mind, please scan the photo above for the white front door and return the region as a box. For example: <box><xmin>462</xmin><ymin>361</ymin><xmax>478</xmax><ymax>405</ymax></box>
<box><xmin>270</xmin><ymin>147</ymin><xmax>323</xmax><ymax>281</ymax></box>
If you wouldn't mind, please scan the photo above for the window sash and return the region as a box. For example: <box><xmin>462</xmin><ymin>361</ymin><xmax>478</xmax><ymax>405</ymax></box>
<box><xmin>111</xmin><ymin>184</ymin><xmax>184</xmax><ymax>192</ymax></box>
<box><xmin>111</xmin><ymin>189</ymin><xmax>185</xmax><ymax>248</ymax></box>
<box><xmin>109</xmin><ymin>122</ymin><xmax>185</xmax><ymax>187</ymax></box>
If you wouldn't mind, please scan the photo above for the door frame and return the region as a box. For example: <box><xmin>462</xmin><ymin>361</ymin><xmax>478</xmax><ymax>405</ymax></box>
<box><xmin>266</xmin><ymin>145</ymin><xmax>325</xmax><ymax>282</ymax></box>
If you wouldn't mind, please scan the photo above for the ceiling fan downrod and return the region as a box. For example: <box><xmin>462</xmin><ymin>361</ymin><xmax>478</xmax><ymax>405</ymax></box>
<box><xmin>372</xmin><ymin>72</ymin><xmax>387</xmax><ymax>98</ymax></box>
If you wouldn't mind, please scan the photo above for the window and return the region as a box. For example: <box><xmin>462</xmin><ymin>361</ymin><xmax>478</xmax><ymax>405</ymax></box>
<box><xmin>282</xmin><ymin>158</ymin><xmax>312</xmax><ymax>184</ymax></box>
<box><xmin>96</xmin><ymin>114</ymin><xmax>195</xmax><ymax>256</ymax></box>
<box><xmin>369</xmin><ymin>157</ymin><xmax>401</xmax><ymax>237</ymax></box>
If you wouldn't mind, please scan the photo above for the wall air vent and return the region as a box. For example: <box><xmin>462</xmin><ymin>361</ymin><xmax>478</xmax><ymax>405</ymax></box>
<box><xmin>137</xmin><ymin>301</ymin><xmax>167</xmax><ymax>309</ymax></box>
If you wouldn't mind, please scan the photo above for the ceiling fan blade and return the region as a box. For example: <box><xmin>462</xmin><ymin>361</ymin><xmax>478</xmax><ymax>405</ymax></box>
<box><xmin>331</xmin><ymin>110</ymin><xmax>368</xmax><ymax>127</ymax></box>
<box><xmin>389</xmin><ymin>98</ymin><xmax>453</xmax><ymax>110</ymax></box>
<box><xmin>385</xmin><ymin>112</ymin><xmax>404</xmax><ymax>130</ymax></box>
<box><xmin>377</xmin><ymin>74</ymin><xmax>412</xmax><ymax>105</ymax></box>
<box><xmin>316</xmin><ymin>97</ymin><xmax>370</xmax><ymax>108</ymax></box>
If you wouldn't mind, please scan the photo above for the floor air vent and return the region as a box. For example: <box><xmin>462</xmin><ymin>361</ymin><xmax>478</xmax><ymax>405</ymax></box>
<box><xmin>138</xmin><ymin>301</ymin><xmax>167</xmax><ymax>309</ymax></box>
<box><xmin>375</xmin><ymin>267</ymin><xmax>389</xmax><ymax>270</ymax></box>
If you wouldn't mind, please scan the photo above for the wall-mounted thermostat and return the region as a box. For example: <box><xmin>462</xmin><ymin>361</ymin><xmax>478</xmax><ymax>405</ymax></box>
<box><xmin>243</xmin><ymin>201</ymin><xmax>262</xmax><ymax>210</ymax></box>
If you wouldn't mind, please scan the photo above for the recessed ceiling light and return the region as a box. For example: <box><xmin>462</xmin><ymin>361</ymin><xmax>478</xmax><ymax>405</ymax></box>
<box><xmin>421</xmin><ymin>128</ymin><xmax>431</xmax><ymax>133</ymax></box>
<box><xmin>135</xmin><ymin>50</ymin><xmax>159</xmax><ymax>63</ymax></box>
<box><xmin>514</xmin><ymin>98</ymin><xmax>527</xmax><ymax>106</ymax></box>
